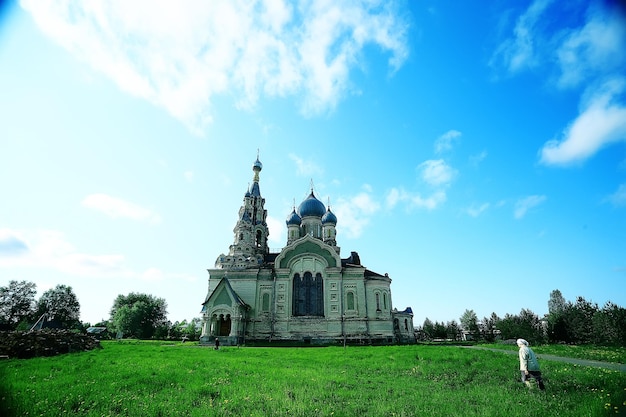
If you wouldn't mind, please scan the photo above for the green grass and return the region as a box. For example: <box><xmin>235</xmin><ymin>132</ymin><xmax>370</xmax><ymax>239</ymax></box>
<box><xmin>477</xmin><ymin>343</ymin><xmax>626</xmax><ymax>364</ymax></box>
<box><xmin>1</xmin><ymin>341</ymin><xmax>625</xmax><ymax>416</ymax></box>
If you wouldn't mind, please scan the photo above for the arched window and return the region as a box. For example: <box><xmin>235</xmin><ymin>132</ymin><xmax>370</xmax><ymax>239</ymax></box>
<box><xmin>375</xmin><ymin>292</ymin><xmax>381</xmax><ymax>311</ymax></box>
<box><xmin>293</xmin><ymin>272</ymin><xmax>324</xmax><ymax>316</ymax></box>
<box><xmin>256</xmin><ymin>230</ymin><xmax>262</xmax><ymax>247</ymax></box>
<box><xmin>404</xmin><ymin>319</ymin><xmax>408</xmax><ymax>331</ymax></box>
<box><xmin>346</xmin><ymin>292</ymin><xmax>355</xmax><ymax>311</ymax></box>
<box><xmin>261</xmin><ymin>293</ymin><xmax>270</xmax><ymax>312</ymax></box>
<box><xmin>383</xmin><ymin>292</ymin><xmax>388</xmax><ymax>310</ymax></box>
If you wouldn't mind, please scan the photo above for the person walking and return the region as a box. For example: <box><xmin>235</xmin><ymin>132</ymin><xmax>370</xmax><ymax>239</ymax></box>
<box><xmin>517</xmin><ymin>338</ymin><xmax>545</xmax><ymax>390</ymax></box>
<box><xmin>214</xmin><ymin>338</ymin><xmax>220</xmax><ymax>350</ymax></box>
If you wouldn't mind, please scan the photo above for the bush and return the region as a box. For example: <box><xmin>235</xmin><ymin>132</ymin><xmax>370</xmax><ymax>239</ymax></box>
<box><xmin>0</xmin><ymin>329</ymin><xmax>101</xmax><ymax>359</ymax></box>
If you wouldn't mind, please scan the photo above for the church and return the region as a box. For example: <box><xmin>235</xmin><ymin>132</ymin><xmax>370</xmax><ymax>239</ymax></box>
<box><xmin>199</xmin><ymin>156</ymin><xmax>415</xmax><ymax>346</ymax></box>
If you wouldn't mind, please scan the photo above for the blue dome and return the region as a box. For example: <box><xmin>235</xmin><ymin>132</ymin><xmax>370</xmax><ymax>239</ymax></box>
<box><xmin>298</xmin><ymin>191</ymin><xmax>326</xmax><ymax>218</ymax></box>
<box><xmin>286</xmin><ymin>208</ymin><xmax>302</xmax><ymax>226</ymax></box>
<box><xmin>321</xmin><ymin>207</ymin><xmax>337</xmax><ymax>225</ymax></box>
<box><xmin>253</xmin><ymin>158</ymin><xmax>263</xmax><ymax>172</ymax></box>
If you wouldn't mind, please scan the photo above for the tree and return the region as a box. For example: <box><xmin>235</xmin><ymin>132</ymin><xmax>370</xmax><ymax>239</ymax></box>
<box><xmin>566</xmin><ymin>296</ymin><xmax>598</xmax><ymax>344</ymax></box>
<box><xmin>496</xmin><ymin>308</ymin><xmax>544</xmax><ymax>344</ymax></box>
<box><xmin>548</xmin><ymin>289</ymin><xmax>566</xmax><ymax>315</ymax></box>
<box><xmin>460</xmin><ymin>309</ymin><xmax>479</xmax><ymax>340</ymax></box>
<box><xmin>110</xmin><ymin>293</ymin><xmax>168</xmax><ymax>339</ymax></box>
<box><xmin>445</xmin><ymin>320</ymin><xmax>460</xmax><ymax>341</ymax></box>
<box><xmin>518</xmin><ymin>308</ymin><xmax>545</xmax><ymax>344</ymax></box>
<box><xmin>0</xmin><ymin>280</ymin><xmax>37</xmax><ymax>329</ymax></box>
<box><xmin>185</xmin><ymin>317</ymin><xmax>203</xmax><ymax>340</ymax></box>
<box><xmin>547</xmin><ymin>289</ymin><xmax>569</xmax><ymax>343</ymax></box>
<box><xmin>480</xmin><ymin>312</ymin><xmax>500</xmax><ymax>342</ymax></box>
<box><xmin>422</xmin><ymin>318</ymin><xmax>434</xmax><ymax>340</ymax></box>
<box><xmin>35</xmin><ymin>284</ymin><xmax>81</xmax><ymax>329</ymax></box>
<box><xmin>433</xmin><ymin>321</ymin><xmax>447</xmax><ymax>339</ymax></box>
<box><xmin>593</xmin><ymin>302</ymin><xmax>626</xmax><ymax>347</ymax></box>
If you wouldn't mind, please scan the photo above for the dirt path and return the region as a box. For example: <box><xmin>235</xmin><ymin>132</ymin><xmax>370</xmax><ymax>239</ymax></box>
<box><xmin>460</xmin><ymin>346</ymin><xmax>626</xmax><ymax>372</ymax></box>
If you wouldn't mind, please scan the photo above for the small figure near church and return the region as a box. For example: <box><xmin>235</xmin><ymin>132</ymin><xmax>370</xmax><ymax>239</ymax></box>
<box><xmin>517</xmin><ymin>338</ymin><xmax>545</xmax><ymax>390</ymax></box>
<box><xmin>214</xmin><ymin>338</ymin><xmax>220</xmax><ymax>350</ymax></box>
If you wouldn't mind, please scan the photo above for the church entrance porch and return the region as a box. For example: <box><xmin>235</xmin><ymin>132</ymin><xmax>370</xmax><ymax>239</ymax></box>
<box><xmin>200</xmin><ymin>310</ymin><xmax>246</xmax><ymax>346</ymax></box>
<box><xmin>218</xmin><ymin>314</ymin><xmax>231</xmax><ymax>336</ymax></box>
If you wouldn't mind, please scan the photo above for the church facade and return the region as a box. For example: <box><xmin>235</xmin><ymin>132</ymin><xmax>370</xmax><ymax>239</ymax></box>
<box><xmin>200</xmin><ymin>157</ymin><xmax>415</xmax><ymax>346</ymax></box>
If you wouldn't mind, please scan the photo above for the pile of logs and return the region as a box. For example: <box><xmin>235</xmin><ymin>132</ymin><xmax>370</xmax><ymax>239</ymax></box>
<box><xmin>0</xmin><ymin>329</ymin><xmax>102</xmax><ymax>359</ymax></box>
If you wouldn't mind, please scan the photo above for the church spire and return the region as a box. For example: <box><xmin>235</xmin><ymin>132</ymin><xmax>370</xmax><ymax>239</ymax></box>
<box><xmin>250</xmin><ymin>153</ymin><xmax>263</xmax><ymax>197</ymax></box>
<box><xmin>215</xmin><ymin>154</ymin><xmax>269</xmax><ymax>270</ymax></box>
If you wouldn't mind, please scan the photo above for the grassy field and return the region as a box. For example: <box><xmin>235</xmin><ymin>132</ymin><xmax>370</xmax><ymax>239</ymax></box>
<box><xmin>477</xmin><ymin>343</ymin><xmax>626</xmax><ymax>364</ymax></box>
<box><xmin>1</xmin><ymin>341</ymin><xmax>625</xmax><ymax>417</ymax></box>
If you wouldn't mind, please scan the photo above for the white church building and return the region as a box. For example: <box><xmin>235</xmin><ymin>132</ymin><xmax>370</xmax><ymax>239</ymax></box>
<box><xmin>200</xmin><ymin>156</ymin><xmax>415</xmax><ymax>345</ymax></box>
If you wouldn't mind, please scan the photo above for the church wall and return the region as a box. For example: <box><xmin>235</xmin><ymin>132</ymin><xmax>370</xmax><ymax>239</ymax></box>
<box><xmin>364</xmin><ymin>279</ymin><xmax>392</xmax><ymax>319</ymax></box>
<box><xmin>205</xmin><ymin>266</ymin><xmax>399</xmax><ymax>343</ymax></box>
<box><xmin>201</xmin><ymin>157</ymin><xmax>415</xmax><ymax>345</ymax></box>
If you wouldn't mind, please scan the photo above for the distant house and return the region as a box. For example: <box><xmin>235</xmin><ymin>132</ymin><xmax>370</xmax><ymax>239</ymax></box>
<box><xmin>200</xmin><ymin>156</ymin><xmax>416</xmax><ymax>346</ymax></box>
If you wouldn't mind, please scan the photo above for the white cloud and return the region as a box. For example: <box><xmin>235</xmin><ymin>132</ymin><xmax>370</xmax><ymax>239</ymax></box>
<box><xmin>434</xmin><ymin>130</ymin><xmax>461</xmax><ymax>154</ymax></box>
<box><xmin>418</xmin><ymin>159</ymin><xmax>457</xmax><ymax>187</ymax></box>
<box><xmin>385</xmin><ymin>187</ymin><xmax>446</xmax><ymax>211</ymax></box>
<box><xmin>410</xmin><ymin>190</ymin><xmax>446</xmax><ymax>210</ymax></box>
<box><xmin>266</xmin><ymin>215</ymin><xmax>285</xmax><ymax>245</ymax></box>
<box><xmin>21</xmin><ymin>0</ymin><xmax>409</xmax><ymax>133</ymax></box>
<box><xmin>0</xmin><ymin>229</ymin><xmax>127</xmax><ymax>276</ymax></box>
<box><xmin>57</xmin><ymin>253</ymin><xmax>127</xmax><ymax>276</ymax></box>
<box><xmin>514</xmin><ymin>195</ymin><xmax>546</xmax><ymax>219</ymax></box>
<box><xmin>491</xmin><ymin>0</ymin><xmax>553</xmax><ymax>73</ymax></box>
<box><xmin>385</xmin><ymin>158</ymin><xmax>453</xmax><ymax>212</ymax></box>
<box><xmin>0</xmin><ymin>229</ymin><xmax>195</xmax><ymax>282</ymax></box>
<box><xmin>556</xmin><ymin>9</ymin><xmax>626</xmax><ymax>88</ymax></box>
<box><xmin>385</xmin><ymin>187</ymin><xmax>403</xmax><ymax>210</ymax></box>
<box><xmin>141</xmin><ymin>267</ymin><xmax>164</xmax><ymax>282</ymax></box>
<box><xmin>606</xmin><ymin>184</ymin><xmax>626</xmax><ymax>207</ymax></box>
<box><xmin>466</xmin><ymin>202</ymin><xmax>490</xmax><ymax>217</ymax></box>
<box><xmin>0</xmin><ymin>229</ymin><xmax>29</xmax><ymax>256</ymax></box>
<box><xmin>334</xmin><ymin>189</ymin><xmax>380</xmax><ymax>239</ymax></box>
<box><xmin>539</xmin><ymin>78</ymin><xmax>626</xmax><ymax>165</ymax></box>
<box><xmin>469</xmin><ymin>150</ymin><xmax>488</xmax><ymax>167</ymax></box>
<box><xmin>82</xmin><ymin>193</ymin><xmax>162</xmax><ymax>223</ymax></box>
<box><xmin>289</xmin><ymin>153</ymin><xmax>323</xmax><ymax>177</ymax></box>
<box><xmin>490</xmin><ymin>3</ymin><xmax>626</xmax><ymax>168</ymax></box>
<box><xmin>140</xmin><ymin>267</ymin><xmax>198</xmax><ymax>283</ymax></box>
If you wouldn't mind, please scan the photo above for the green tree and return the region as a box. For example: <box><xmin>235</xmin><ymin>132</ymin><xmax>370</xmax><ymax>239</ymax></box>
<box><xmin>154</xmin><ymin>320</ymin><xmax>173</xmax><ymax>340</ymax></box>
<box><xmin>0</xmin><ymin>280</ymin><xmax>37</xmax><ymax>329</ymax></box>
<box><xmin>566</xmin><ymin>296</ymin><xmax>598</xmax><ymax>344</ymax></box>
<box><xmin>548</xmin><ymin>289</ymin><xmax>566</xmax><ymax>315</ymax></box>
<box><xmin>496</xmin><ymin>309</ymin><xmax>544</xmax><ymax>344</ymax></box>
<box><xmin>460</xmin><ymin>309</ymin><xmax>479</xmax><ymax>340</ymax></box>
<box><xmin>495</xmin><ymin>313</ymin><xmax>516</xmax><ymax>340</ymax></box>
<box><xmin>433</xmin><ymin>321</ymin><xmax>447</xmax><ymax>339</ymax></box>
<box><xmin>110</xmin><ymin>293</ymin><xmax>168</xmax><ymax>339</ymax></box>
<box><xmin>35</xmin><ymin>284</ymin><xmax>81</xmax><ymax>329</ymax></box>
<box><xmin>547</xmin><ymin>289</ymin><xmax>569</xmax><ymax>343</ymax></box>
<box><xmin>592</xmin><ymin>302</ymin><xmax>626</xmax><ymax>347</ymax></box>
<box><xmin>422</xmin><ymin>318</ymin><xmax>434</xmax><ymax>340</ymax></box>
<box><xmin>480</xmin><ymin>312</ymin><xmax>500</xmax><ymax>342</ymax></box>
<box><xmin>185</xmin><ymin>317</ymin><xmax>203</xmax><ymax>341</ymax></box>
<box><xmin>445</xmin><ymin>320</ymin><xmax>460</xmax><ymax>341</ymax></box>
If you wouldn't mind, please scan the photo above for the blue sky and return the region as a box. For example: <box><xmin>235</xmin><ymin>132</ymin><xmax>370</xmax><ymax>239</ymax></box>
<box><xmin>1</xmin><ymin>0</ymin><xmax>625</xmax><ymax>327</ymax></box>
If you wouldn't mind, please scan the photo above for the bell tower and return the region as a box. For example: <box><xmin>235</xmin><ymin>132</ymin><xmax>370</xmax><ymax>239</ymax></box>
<box><xmin>215</xmin><ymin>154</ymin><xmax>269</xmax><ymax>269</ymax></box>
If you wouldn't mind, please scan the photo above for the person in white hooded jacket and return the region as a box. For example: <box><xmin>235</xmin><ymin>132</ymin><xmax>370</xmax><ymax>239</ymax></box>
<box><xmin>517</xmin><ymin>338</ymin><xmax>545</xmax><ymax>390</ymax></box>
